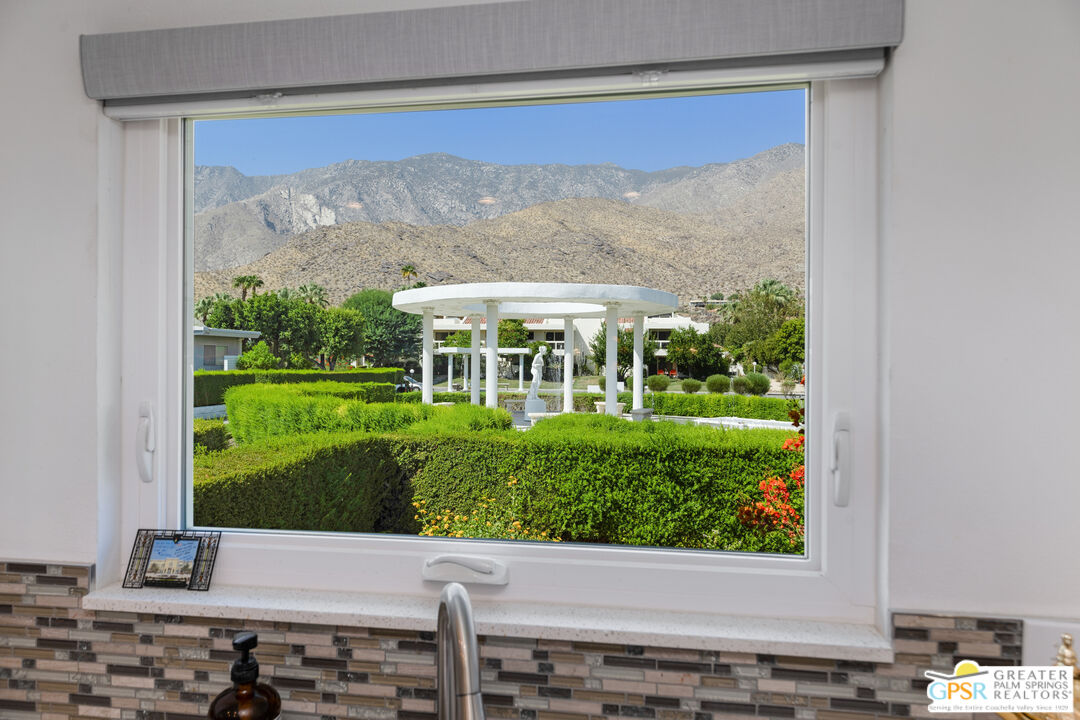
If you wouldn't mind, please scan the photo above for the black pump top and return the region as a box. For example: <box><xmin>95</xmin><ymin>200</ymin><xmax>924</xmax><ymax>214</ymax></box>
<box><xmin>231</xmin><ymin>631</ymin><xmax>260</xmax><ymax>684</ymax></box>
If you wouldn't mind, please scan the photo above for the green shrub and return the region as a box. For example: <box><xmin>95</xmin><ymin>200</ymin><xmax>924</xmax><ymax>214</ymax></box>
<box><xmin>195</xmin><ymin>414</ymin><xmax>798</xmax><ymax>552</ymax></box>
<box><xmin>745</xmin><ymin>372</ymin><xmax>771</xmax><ymax>396</ymax></box>
<box><xmin>235</xmin><ymin>341</ymin><xmax>279</xmax><ymax>370</ymax></box>
<box><xmin>598</xmin><ymin>376</ymin><xmax>606</xmax><ymax>392</ymax></box>
<box><xmin>286</xmin><ymin>352</ymin><xmax>311</xmax><ymax>369</ymax></box>
<box><xmin>732</xmin><ymin>376</ymin><xmax>749</xmax><ymax>394</ymax></box>
<box><xmin>193</xmin><ymin>419</ymin><xmax>230</xmax><ymax>452</ymax></box>
<box><xmin>399</xmin><ymin>391</ymin><xmax>605</xmax><ymax>413</ymax></box>
<box><xmin>646</xmin><ymin>374</ymin><xmax>671</xmax><ymax>392</ymax></box>
<box><xmin>193</xmin><ymin>367</ymin><xmax>402</xmax><ymax>406</ymax></box>
<box><xmin>291</xmin><ymin>381</ymin><xmax>396</xmax><ymax>403</ymax></box>
<box><xmin>193</xmin><ymin>431</ymin><xmax>413</xmax><ymax>533</ymax></box>
<box><xmin>402</xmin><ymin>404</ymin><xmax>513</xmax><ymax>435</ymax></box>
<box><xmin>680</xmin><ymin>378</ymin><xmax>702</xmax><ymax>394</ymax></box>
<box><xmin>225</xmin><ymin>384</ymin><xmax>429</xmax><ymax>443</ymax></box>
<box><xmin>646</xmin><ymin>393</ymin><xmax>790</xmax><ymax>420</ymax></box>
<box><xmin>706</xmin><ymin>374</ymin><xmax>731</xmax><ymax>393</ymax></box>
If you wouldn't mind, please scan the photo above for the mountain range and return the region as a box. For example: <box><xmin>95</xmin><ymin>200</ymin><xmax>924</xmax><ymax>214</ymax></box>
<box><xmin>194</xmin><ymin>144</ymin><xmax>805</xmax><ymax>305</ymax></box>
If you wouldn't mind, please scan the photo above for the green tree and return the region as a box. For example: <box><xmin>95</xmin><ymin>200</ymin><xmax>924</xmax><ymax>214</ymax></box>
<box><xmin>231</xmin><ymin>275</ymin><xmax>264</xmax><ymax>301</ymax></box>
<box><xmin>666</xmin><ymin>326</ymin><xmax>728</xmax><ymax>379</ymax></box>
<box><xmin>279</xmin><ymin>300</ymin><xmax>323</xmax><ymax>362</ymax></box>
<box><xmin>298</xmin><ymin>283</ymin><xmax>330</xmax><ymax>308</ymax></box>
<box><xmin>440</xmin><ymin>321</ymin><xmax>532</xmax><ymax>351</ymax></box>
<box><xmin>400</xmin><ymin>265</ymin><xmax>418</xmax><ymax>282</ymax></box>
<box><xmin>238</xmin><ymin>292</ymin><xmax>287</xmax><ymax>357</ymax></box>
<box><xmin>589</xmin><ymin>322</ymin><xmax>657</xmax><ymax>376</ymax></box>
<box><xmin>235</xmin><ymin>340</ymin><xmax>278</xmax><ymax>370</ymax></box>
<box><xmin>206</xmin><ymin>296</ymin><xmax>242</xmax><ymax>330</ymax></box>
<box><xmin>316</xmin><ymin>307</ymin><xmax>365</xmax><ymax>370</ymax></box>
<box><xmin>497</xmin><ymin>319</ymin><xmax>530</xmax><ymax>348</ymax></box>
<box><xmin>194</xmin><ymin>296</ymin><xmax>215</xmax><ymax>324</ymax></box>
<box><xmin>764</xmin><ymin>317</ymin><xmax>805</xmax><ymax>366</ymax></box>
<box><xmin>712</xmin><ymin>279</ymin><xmax>803</xmax><ymax>364</ymax></box>
<box><xmin>443</xmin><ymin>330</ymin><xmax>472</xmax><ymax>348</ymax></box>
<box><xmin>342</xmin><ymin>289</ymin><xmax>420</xmax><ymax>367</ymax></box>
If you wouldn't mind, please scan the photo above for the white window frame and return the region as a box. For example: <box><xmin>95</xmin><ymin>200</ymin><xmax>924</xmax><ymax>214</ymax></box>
<box><xmin>116</xmin><ymin>76</ymin><xmax>883</xmax><ymax>633</ymax></box>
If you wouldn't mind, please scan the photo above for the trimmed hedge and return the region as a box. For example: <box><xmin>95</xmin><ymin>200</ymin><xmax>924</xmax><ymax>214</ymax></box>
<box><xmin>193</xmin><ymin>419</ymin><xmax>230</xmax><ymax>452</ymax></box>
<box><xmin>645</xmin><ymin>392</ymin><xmax>791</xmax><ymax>421</ymax></box>
<box><xmin>193</xmin><ymin>367</ymin><xmax>402</xmax><ymax>407</ymax></box>
<box><xmin>193</xmin><ymin>431</ymin><xmax>411</xmax><ymax>533</ymax></box>
<box><xmin>397</xmin><ymin>391</ymin><xmax>606</xmax><ymax>413</ymax></box>
<box><xmin>193</xmin><ymin>418</ymin><xmax>799</xmax><ymax>551</ymax></box>
<box><xmin>395</xmin><ymin>389</ymin><xmax>790</xmax><ymax>420</ymax></box>
<box><xmin>226</xmin><ymin>384</ymin><xmax>423</xmax><ymax>443</ymax></box>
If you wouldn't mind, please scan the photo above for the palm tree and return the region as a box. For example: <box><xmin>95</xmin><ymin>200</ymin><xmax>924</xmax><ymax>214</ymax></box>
<box><xmin>400</xmin><ymin>264</ymin><xmax>418</xmax><ymax>282</ymax></box>
<box><xmin>298</xmin><ymin>283</ymin><xmax>329</xmax><ymax>307</ymax></box>
<box><xmin>231</xmin><ymin>275</ymin><xmax>263</xmax><ymax>301</ymax></box>
<box><xmin>277</xmin><ymin>287</ymin><xmax>295</xmax><ymax>301</ymax></box>
<box><xmin>194</xmin><ymin>296</ymin><xmax>214</xmax><ymax>324</ymax></box>
<box><xmin>753</xmin><ymin>278</ymin><xmax>796</xmax><ymax>305</ymax></box>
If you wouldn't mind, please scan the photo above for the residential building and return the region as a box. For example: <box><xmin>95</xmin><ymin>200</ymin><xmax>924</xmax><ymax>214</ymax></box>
<box><xmin>192</xmin><ymin>326</ymin><xmax>261</xmax><ymax>371</ymax></box>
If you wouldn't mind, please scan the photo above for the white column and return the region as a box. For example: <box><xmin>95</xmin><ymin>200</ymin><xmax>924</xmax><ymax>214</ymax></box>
<box><xmin>470</xmin><ymin>316</ymin><xmax>481</xmax><ymax>406</ymax></box>
<box><xmin>632</xmin><ymin>313</ymin><xmax>644</xmax><ymax>411</ymax></box>
<box><xmin>605</xmin><ymin>305</ymin><xmax>618</xmax><ymax>416</ymax></box>
<box><xmin>485</xmin><ymin>302</ymin><xmax>498</xmax><ymax>409</ymax></box>
<box><xmin>421</xmin><ymin>308</ymin><xmax>434</xmax><ymax>405</ymax></box>
<box><xmin>563</xmin><ymin>317</ymin><xmax>575</xmax><ymax>413</ymax></box>
<box><xmin>518</xmin><ymin>354</ymin><xmax>525</xmax><ymax>391</ymax></box>
<box><xmin>463</xmin><ymin>352</ymin><xmax>469</xmax><ymax>391</ymax></box>
<box><xmin>447</xmin><ymin>352</ymin><xmax>454</xmax><ymax>393</ymax></box>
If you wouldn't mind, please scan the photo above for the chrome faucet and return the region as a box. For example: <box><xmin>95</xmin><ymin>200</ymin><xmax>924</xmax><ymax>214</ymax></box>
<box><xmin>437</xmin><ymin>582</ymin><xmax>486</xmax><ymax>720</ymax></box>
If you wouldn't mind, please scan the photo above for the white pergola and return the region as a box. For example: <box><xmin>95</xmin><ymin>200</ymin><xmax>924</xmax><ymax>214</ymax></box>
<box><xmin>392</xmin><ymin>283</ymin><xmax>679</xmax><ymax>416</ymax></box>
<box><xmin>438</xmin><ymin>345</ymin><xmax>529</xmax><ymax>393</ymax></box>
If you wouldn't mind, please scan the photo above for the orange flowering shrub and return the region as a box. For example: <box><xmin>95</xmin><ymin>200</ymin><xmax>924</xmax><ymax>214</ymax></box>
<box><xmin>737</xmin><ymin>400</ymin><xmax>806</xmax><ymax>550</ymax></box>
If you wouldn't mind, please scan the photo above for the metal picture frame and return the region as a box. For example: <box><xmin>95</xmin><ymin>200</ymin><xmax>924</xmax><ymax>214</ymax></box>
<box><xmin>123</xmin><ymin>529</ymin><xmax>221</xmax><ymax>591</ymax></box>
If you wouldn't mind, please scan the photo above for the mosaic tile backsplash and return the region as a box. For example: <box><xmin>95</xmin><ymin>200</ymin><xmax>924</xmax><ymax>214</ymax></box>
<box><xmin>0</xmin><ymin>562</ymin><xmax>1022</xmax><ymax>720</ymax></box>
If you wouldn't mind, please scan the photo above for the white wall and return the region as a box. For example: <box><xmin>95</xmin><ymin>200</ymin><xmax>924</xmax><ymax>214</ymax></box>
<box><xmin>882</xmin><ymin>0</ymin><xmax>1080</xmax><ymax>618</ymax></box>
<box><xmin>1</xmin><ymin>0</ymin><xmax>1078</xmax><ymax>622</ymax></box>
<box><xmin>0</xmin><ymin>0</ymin><xmax>496</xmax><ymax>564</ymax></box>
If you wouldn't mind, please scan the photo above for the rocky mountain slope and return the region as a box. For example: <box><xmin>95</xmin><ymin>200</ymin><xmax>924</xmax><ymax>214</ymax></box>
<box><xmin>194</xmin><ymin>144</ymin><xmax>804</xmax><ymax>271</ymax></box>
<box><xmin>194</xmin><ymin>190</ymin><xmax>805</xmax><ymax>307</ymax></box>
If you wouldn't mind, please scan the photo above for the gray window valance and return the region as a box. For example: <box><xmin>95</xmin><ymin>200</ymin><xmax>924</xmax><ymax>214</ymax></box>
<box><xmin>81</xmin><ymin>0</ymin><xmax>903</xmax><ymax>105</ymax></box>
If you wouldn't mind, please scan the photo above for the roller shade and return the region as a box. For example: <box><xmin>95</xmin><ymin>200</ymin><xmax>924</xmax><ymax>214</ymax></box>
<box><xmin>81</xmin><ymin>0</ymin><xmax>902</xmax><ymax>106</ymax></box>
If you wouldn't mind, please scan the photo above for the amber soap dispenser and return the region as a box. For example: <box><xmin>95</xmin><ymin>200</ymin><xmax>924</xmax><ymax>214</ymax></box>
<box><xmin>208</xmin><ymin>631</ymin><xmax>281</xmax><ymax>720</ymax></box>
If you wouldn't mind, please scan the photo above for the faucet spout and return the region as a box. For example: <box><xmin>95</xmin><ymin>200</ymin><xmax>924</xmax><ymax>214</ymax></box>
<box><xmin>437</xmin><ymin>582</ymin><xmax>486</xmax><ymax>720</ymax></box>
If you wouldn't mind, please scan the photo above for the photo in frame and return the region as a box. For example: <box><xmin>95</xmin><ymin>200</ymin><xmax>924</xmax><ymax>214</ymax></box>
<box><xmin>123</xmin><ymin>529</ymin><xmax>221</xmax><ymax>591</ymax></box>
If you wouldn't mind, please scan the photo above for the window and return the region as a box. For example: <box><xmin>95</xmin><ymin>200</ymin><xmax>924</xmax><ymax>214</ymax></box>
<box><xmin>189</xmin><ymin>89</ymin><xmax>808</xmax><ymax>555</ymax></box>
<box><xmin>117</xmin><ymin>76</ymin><xmax>882</xmax><ymax>629</ymax></box>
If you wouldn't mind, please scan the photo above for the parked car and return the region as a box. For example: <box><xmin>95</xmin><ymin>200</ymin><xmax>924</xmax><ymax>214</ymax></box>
<box><xmin>395</xmin><ymin>375</ymin><xmax>422</xmax><ymax>393</ymax></box>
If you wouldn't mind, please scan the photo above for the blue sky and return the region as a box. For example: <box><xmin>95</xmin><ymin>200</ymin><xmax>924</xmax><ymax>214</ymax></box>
<box><xmin>195</xmin><ymin>89</ymin><xmax>804</xmax><ymax>175</ymax></box>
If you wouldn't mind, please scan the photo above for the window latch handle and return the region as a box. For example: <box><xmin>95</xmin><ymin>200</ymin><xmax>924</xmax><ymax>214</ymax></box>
<box><xmin>831</xmin><ymin>413</ymin><xmax>851</xmax><ymax>507</ymax></box>
<box><xmin>423</xmin><ymin>555</ymin><xmax>508</xmax><ymax>585</ymax></box>
<box><xmin>136</xmin><ymin>401</ymin><xmax>155</xmax><ymax>483</ymax></box>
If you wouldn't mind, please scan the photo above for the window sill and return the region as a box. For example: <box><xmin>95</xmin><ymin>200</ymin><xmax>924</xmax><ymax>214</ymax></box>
<box><xmin>84</xmin><ymin>582</ymin><xmax>893</xmax><ymax>662</ymax></box>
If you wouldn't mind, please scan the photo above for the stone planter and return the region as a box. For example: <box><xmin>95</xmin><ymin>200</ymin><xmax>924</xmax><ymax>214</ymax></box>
<box><xmin>594</xmin><ymin>401</ymin><xmax>626</xmax><ymax>415</ymax></box>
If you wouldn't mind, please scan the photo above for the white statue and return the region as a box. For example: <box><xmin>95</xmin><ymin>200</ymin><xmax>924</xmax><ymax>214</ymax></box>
<box><xmin>526</xmin><ymin>345</ymin><xmax>548</xmax><ymax>402</ymax></box>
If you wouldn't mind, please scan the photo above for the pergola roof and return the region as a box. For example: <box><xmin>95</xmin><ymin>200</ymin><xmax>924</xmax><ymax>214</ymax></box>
<box><xmin>392</xmin><ymin>282</ymin><xmax>679</xmax><ymax>318</ymax></box>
